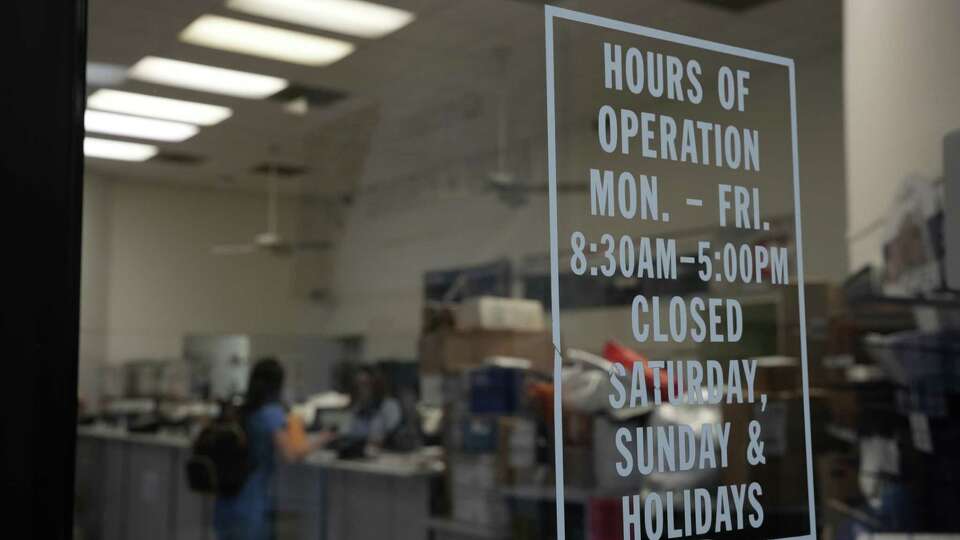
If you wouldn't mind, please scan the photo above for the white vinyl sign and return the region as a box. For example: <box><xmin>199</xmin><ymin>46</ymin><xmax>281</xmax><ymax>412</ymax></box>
<box><xmin>545</xmin><ymin>6</ymin><xmax>816</xmax><ymax>540</ymax></box>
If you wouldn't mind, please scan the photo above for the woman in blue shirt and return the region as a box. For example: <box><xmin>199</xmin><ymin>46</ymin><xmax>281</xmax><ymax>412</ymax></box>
<box><xmin>213</xmin><ymin>358</ymin><xmax>326</xmax><ymax>540</ymax></box>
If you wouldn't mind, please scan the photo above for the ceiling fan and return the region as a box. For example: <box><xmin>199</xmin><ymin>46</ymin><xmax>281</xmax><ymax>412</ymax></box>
<box><xmin>485</xmin><ymin>47</ymin><xmax>530</xmax><ymax>208</ymax></box>
<box><xmin>211</xmin><ymin>159</ymin><xmax>332</xmax><ymax>257</ymax></box>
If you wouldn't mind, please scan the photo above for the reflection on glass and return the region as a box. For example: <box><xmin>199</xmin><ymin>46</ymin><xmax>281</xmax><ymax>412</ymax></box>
<box><xmin>74</xmin><ymin>1</ymin><xmax>960</xmax><ymax>540</ymax></box>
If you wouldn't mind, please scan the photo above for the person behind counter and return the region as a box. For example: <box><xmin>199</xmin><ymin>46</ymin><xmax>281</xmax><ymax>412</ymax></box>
<box><xmin>214</xmin><ymin>358</ymin><xmax>329</xmax><ymax>540</ymax></box>
<box><xmin>338</xmin><ymin>366</ymin><xmax>420</xmax><ymax>454</ymax></box>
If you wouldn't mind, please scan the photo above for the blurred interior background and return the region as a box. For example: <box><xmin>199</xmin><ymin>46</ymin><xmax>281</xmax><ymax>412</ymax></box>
<box><xmin>73</xmin><ymin>1</ymin><xmax>960</xmax><ymax>539</ymax></box>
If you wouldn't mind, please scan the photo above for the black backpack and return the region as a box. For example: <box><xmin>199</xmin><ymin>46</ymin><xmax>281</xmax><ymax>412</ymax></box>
<box><xmin>186</xmin><ymin>406</ymin><xmax>252</xmax><ymax>497</ymax></box>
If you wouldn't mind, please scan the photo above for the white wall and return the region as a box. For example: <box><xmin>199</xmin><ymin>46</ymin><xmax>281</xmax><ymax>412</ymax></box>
<box><xmin>844</xmin><ymin>0</ymin><xmax>960</xmax><ymax>269</ymax></box>
<box><xmin>79</xmin><ymin>176</ymin><xmax>329</xmax><ymax>401</ymax></box>
<box><xmin>80</xmin><ymin>31</ymin><xmax>847</xmax><ymax>388</ymax></box>
<box><xmin>323</xmin><ymin>49</ymin><xmax>847</xmax><ymax>360</ymax></box>
<box><xmin>795</xmin><ymin>50</ymin><xmax>849</xmax><ymax>280</ymax></box>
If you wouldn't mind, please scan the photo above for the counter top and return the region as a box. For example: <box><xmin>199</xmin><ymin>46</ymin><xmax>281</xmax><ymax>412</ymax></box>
<box><xmin>303</xmin><ymin>449</ymin><xmax>442</xmax><ymax>478</ymax></box>
<box><xmin>77</xmin><ymin>425</ymin><xmax>442</xmax><ymax>478</ymax></box>
<box><xmin>77</xmin><ymin>425</ymin><xmax>191</xmax><ymax>449</ymax></box>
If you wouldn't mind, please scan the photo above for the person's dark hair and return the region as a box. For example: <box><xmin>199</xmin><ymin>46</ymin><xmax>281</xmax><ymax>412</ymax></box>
<box><xmin>351</xmin><ymin>365</ymin><xmax>387</xmax><ymax>411</ymax></box>
<box><xmin>241</xmin><ymin>357</ymin><xmax>285</xmax><ymax>417</ymax></box>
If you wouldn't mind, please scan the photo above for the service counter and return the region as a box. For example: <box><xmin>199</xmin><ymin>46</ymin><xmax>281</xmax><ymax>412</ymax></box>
<box><xmin>75</xmin><ymin>426</ymin><xmax>439</xmax><ymax>540</ymax></box>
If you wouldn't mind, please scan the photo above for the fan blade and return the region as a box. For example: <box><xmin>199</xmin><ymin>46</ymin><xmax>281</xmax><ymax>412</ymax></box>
<box><xmin>261</xmin><ymin>240</ymin><xmax>330</xmax><ymax>257</ymax></box>
<box><xmin>265</xmin><ymin>243</ymin><xmax>294</xmax><ymax>256</ymax></box>
<box><xmin>290</xmin><ymin>240</ymin><xmax>332</xmax><ymax>251</ymax></box>
<box><xmin>211</xmin><ymin>243</ymin><xmax>258</xmax><ymax>255</ymax></box>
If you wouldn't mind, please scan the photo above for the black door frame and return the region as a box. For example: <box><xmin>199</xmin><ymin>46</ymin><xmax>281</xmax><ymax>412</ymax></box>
<box><xmin>1</xmin><ymin>1</ymin><xmax>86</xmax><ymax>538</ymax></box>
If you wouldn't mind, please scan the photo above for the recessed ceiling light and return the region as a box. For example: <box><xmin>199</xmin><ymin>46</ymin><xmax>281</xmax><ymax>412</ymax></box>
<box><xmin>84</xmin><ymin>137</ymin><xmax>158</xmax><ymax>162</ymax></box>
<box><xmin>227</xmin><ymin>0</ymin><xmax>415</xmax><ymax>39</ymax></box>
<box><xmin>88</xmin><ymin>89</ymin><xmax>233</xmax><ymax>126</ymax></box>
<box><xmin>85</xmin><ymin>110</ymin><xmax>199</xmax><ymax>142</ymax></box>
<box><xmin>128</xmin><ymin>56</ymin><xmax>289</xmax><ymax>99</ymax></box>
<box><xmin>180</xmin><ymin>15</ymin><xmax>355</xmax><ymax>66</ymax></box>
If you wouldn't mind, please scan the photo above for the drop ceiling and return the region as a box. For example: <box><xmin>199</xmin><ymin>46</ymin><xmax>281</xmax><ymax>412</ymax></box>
<box><xmin>85</xmin><ymin>0</ymin><xmax>840</xmax><ymax>195</ymax></box>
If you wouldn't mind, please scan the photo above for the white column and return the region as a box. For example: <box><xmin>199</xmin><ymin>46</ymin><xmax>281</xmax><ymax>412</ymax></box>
<box><xmin>844</xmin><ymin>0</ymin><xmax>960</xmax><ymax>269</ymax></box>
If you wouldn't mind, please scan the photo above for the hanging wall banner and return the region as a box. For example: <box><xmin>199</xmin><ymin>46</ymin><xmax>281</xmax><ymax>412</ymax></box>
<box><xmin>545</xmin><ymin>6</ymin><xmax>815</xmax><ymax>540</ymax></box>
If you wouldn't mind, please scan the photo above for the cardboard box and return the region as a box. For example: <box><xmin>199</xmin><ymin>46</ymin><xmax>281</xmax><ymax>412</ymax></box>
<box><xmin>419</xmin><ymin>330</ymin><xmax>553</xmax><ymax>375</ymax></box>
<box><xmin>448</xmin><ymin>451</ymin><xmax>510</xmax><ymax>528</ymax></box>
<box><xmin>778</xmin><ymin>282</ymin><xmax>837</xmax><ymax>326</ymax></box>
<box><xmin>449</xmin><ymin>453</ymin><xmax>499</xmax><ymax>490</ymax></box>
<box><xmin>720</xmin><ymin>401</ymin><xmax>752</xmax><ymax>486</ymax></box>
<box><xmin>778</xmin><ymin>282</ymin><xmax>840</xmax><ymax>381</ymax></box>
<box><xmin>450</xmin><ymin>485</ymin><xmax>509</xmax><ymax>528</ymax></box>
<box><xmin>753</xmin><ymin>356</ymin><xmax>801</xmax><ymax>393</ymax></box>
<box><xmin>497</xmin><ymin>416</ymin><xmax>537</xmax><ymax>485</ymax></box>
<box><xmin>723</xmin><ymin>394</ymin><xmax>827</xmax><ymax>506</ymax></box>
<box><xmin>456</xmin><ymin>296</ymin><xmax>546</xmax><ymax>332</ymax></box>
<box><xmin>448</xmin><ymin>416</ymin><xmax>539</xmax><ymax>488</ymax></box>
<box><xmin>563</xmin><ymin>411</ymin><xmax>594</xmax><ymax>448</ymax></box>
<box><xmin>422</xmin><ymin>305</ymin><xmax>456</xmax><ymax>333</ymax></box>
<box><xmin>592</xmin><ymin>416</ymin><xmax>645</xmax><ymax>491</ymax></box>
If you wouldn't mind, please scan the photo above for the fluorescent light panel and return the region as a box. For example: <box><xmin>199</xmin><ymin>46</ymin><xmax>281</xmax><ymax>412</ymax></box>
<box><xmin>85</xmin><ymin>110</ymin><xmax>199</xmax><ymax>142</ymax></box>
<box><xmin>84</xmin><ymin>137</ymin><xmax>158</xmax><ymax>162</ymax></box>
<box><xmin>128</xmin><ymin>56</ymin><xmax>288</xmax><ymax>99</ymax></box>
<box><xmin>88</xmin><ymin>89</ymin><xmax>232</xmax><ymax>126</ymax></box>
<box><xmin>180</xmin><ymin>15</ymin><xmax>355</xmax><ymax>67</ymax></box>
<box><xmin>227</xmin><ymin>0</ymin><xmax>415</xmax><ymax>39</ymax></box>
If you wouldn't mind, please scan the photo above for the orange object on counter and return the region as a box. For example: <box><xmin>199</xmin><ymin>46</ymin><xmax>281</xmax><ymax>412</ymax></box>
<box><xmin>286</xmin><ymin>412</ymin><xmax>308</xmax><ymax>451</ymax></box>
<box><xmin>602</xmin><ymin>340</ymin><xmax>670</xmax><ymax>392</ymax></box>
<box><xmin>528</xmin><ymin>381</ymin><xmax>554</xmax><ymax>427</ymax></box>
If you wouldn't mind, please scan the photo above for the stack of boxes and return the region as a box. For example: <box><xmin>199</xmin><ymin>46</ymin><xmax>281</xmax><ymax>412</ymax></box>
<box><xmin>419</xmin><ymin>296</ymin><xmax>553</xmax><ymax>377</ymax></box>
<box><xmin>560</xmin><ymin>411</ymin><xmax>594</xmax><ymax>490</ymax></box>
<box><xmin>719</xmin><ymin>358</ymin><xmax>829</xmax><ymax>508</ymax></box>
<box><xmin>696</xmin><ymin>284</ymin><xmax>843</xmax><ymax>511</ymax></box>
<box><xmin>446</xmin><ymin>366</ymin><xmax>539</xmax><ymax>528</ymax></box>
<box><xmin>419</xmin><ymin>297</ymin><xmax>549</xmax><ymax>531</ymax></box>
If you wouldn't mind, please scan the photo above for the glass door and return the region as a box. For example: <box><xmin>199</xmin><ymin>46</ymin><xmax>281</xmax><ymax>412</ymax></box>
<box><xmin>71</xmin><ymin>1</ymin><xmax>960</xmax><ymax>539</ymax></box>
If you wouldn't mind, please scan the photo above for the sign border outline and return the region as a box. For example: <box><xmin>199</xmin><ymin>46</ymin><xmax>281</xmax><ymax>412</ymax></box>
<box><xmin>544</xmin><ymin>6</ymin><xmax>817</xmax><ymax>540</ymax></box>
